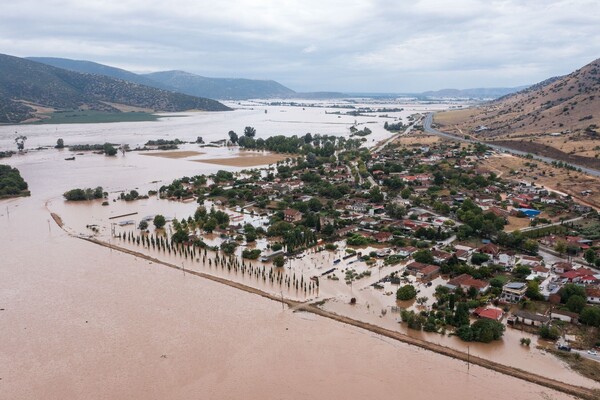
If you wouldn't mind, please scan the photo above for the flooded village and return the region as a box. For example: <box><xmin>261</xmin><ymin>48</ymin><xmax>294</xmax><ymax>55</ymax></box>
<box><xmin>2</xmin><ymin>100</ymin><xmax>600</xmax><ymax>399</ymax></box>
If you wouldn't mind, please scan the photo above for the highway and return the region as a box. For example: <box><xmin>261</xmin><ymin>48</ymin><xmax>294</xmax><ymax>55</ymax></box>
<box><xmin>422</xmin><ymin>113</ymin><xmax>600</xmax><ymax>178</ymax></box>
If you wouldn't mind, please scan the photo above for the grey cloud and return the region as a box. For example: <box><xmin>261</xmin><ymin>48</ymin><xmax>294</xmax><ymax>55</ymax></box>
<box><xmin>1</xmin><ymin>0</ymin><xmax>599</xmax><ymax>92</ymax></box>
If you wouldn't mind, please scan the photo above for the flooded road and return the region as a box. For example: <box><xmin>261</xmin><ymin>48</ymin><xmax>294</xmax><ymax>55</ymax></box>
<box><xmin>0</xmin><ymin>104</ymin><xmax>594</xmax><ymax>399</ymax></box>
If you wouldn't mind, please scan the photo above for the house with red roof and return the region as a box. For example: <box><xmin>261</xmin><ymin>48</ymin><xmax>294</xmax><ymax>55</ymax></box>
<box><xmin>552</xmin><ymin>262</ymin><xmax>573</xmax><ymax>274</ymax></box>
<box><xmin>478</xmin><ymin>243</ymin><xmax>500</xmax><ymax>257</ymax></box>
<box><xmin>559</xmin><ymin>268</ymin><xmax>598</xmax><ymax>283</ymax></box>
<box><xmin>446</xmin><ymin>274</ymin><xmax>489</xmax><ymax>293</ymax></box>
<box><xmin>432</xmin><ymin>249</ymin><xmax>453</xmax><ymax>264</ymax></box>
<box><xmin>373</xmin><ymin>231</ymin><xmax>393</xmax><ymax>242</ymax></box>
<box><xmin>474</xmin><ymin>307</ymin><xmax>504</xmax><ymax>321</ymax></box>
<box><xmin>406</xmin><ymin>261</ymin><xmax>439</xmax><ymax>280</ymax></box>
<box><xmin>283</xmin><ymin>208</ymin><xmax>303</xmax><ymax>223</ymax></box>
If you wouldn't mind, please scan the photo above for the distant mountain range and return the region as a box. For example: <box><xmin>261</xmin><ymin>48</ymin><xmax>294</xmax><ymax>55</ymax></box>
<box><xmin>29</xmin><ymin>57</ymin><xmax>297</xmax><ymax>100</ymax></box>
<box><xmin>0</xmin><ymin>54</ymin><xmax>230</xmax><ymax>123</ymax></box>
<box><xmin>19</xmin><ymin>56</ymin><xmax>529</xmax><ymax>102</ymax></box>
<box><xmin>419</xmin><ymin>86</ymin><xmax>528</xmax><ymax>99</ymax></box>
<box><xmin>27</xmin><ymin>57</ymin><xmax>175</xmax><ymax>90</ymax></box>
<box><xmin>143</xmin><ymin>70</ymin><xmax>296</xmax><ymax>100</ymax></box>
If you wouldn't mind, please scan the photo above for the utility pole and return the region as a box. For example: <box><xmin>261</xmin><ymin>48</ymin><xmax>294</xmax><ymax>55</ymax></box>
<box><xmin>467</xmin><ymin>346</ymin><xmax>470</xmax><ymax>371</ymax></box>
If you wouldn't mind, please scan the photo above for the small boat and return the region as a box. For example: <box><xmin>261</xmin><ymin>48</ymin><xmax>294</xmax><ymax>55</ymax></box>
<box><xmin>64</xmin><ymin>157</ymin><xmax>75</xmax><ymax>161</ymax></box>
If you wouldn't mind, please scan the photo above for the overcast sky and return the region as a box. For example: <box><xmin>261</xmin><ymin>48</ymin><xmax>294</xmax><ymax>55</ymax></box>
<box><xmin>1</xmin><ymin>0</ymin><xmax>599</xmax><ymax>92</ymax></box>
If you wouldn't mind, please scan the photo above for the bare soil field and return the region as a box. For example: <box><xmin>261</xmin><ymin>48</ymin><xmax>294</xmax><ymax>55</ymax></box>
<box><xmin>395</xmin><ymin>133</ymin><xmax>443</xmax><ymax>146</ymax></box>
<box><xmin>434</xmin><ymin>108</ymin><xmax>480</xmax><ymax>126</ymax></box>
<box><xmin>481</xmin><ymin>154</ymin><xmax>600</xmax><ymax>210</ymax></box>
<box><xmin>195</xmin><ymin>152</ymin><xmax>288</xmax><ymax>167</ymax></box>
<box><xmin>505</xmin><ymin>216</ymin><xmax>533</xmax><ymax>232</ymax></box>
<box><xmin>142</xmin><ymin>151</ymin><xmax>204</xmax><ymax>159</ymax></box>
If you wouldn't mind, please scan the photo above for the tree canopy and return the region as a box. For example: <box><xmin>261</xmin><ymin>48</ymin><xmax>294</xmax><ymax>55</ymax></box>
<box><xmin>0</xmin><ymin>165</ymin><xmax>29</xmax><ymax>197</ymax></box>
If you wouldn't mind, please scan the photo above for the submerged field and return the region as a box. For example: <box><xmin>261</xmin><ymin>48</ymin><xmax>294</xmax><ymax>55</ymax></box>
<box><xmin>32</xmin><ymin>110</ymin><xmax>161</xmax><ymax>124</ymax></box>
<box><xmin>3</xmin><ymin>100</ymin><xmax>598</xmax><ymax>399</ymax></box>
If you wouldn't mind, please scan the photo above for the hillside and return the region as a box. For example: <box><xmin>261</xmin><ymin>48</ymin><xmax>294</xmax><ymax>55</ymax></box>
<box><xmin>435</xmin><ymin>58</ymin><xmax>600</xmax><ymax>168</ymax></box>
<box><xmin>144</xmin><ymin>70</ymin><xmax>296</xmax><ymax>100</ymax></box>
<box><xmin>26</xmin><ymin>57</ymin><xmax>175</xmax><ymax>91</ymax></box>
<box><xmin>0</xmin><ymin>54</ymin><xmax>230</xmax><ymax>123</ymax></box>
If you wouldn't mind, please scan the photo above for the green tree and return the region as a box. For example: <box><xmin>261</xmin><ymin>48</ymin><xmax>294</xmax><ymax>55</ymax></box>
<box><xmin>153</xmin><ymin>215</ymin><xmax>166</xmax><ymax>229</ymax></box>
<box><xmin>580</xmin><ymin>306</ymin><xmax>600</xmax><ymax>327</ymax></box>
<box><xmin>307</xmin><ymin>197</ymin><xmax>322</xmax><ymax>211</ymax></box>
<box><xmin>584</xmin><ymin>248</ymin><xmax>597</xmax><ymax>265</ymax></box>
<box><xmin>513</xmin><ymin>265</ymin><xmax>531</xmax><ymax>279</ymax></box>
<box><xmin>554</xmin><ymin>241</ymin><xmax>567</xmax><ymax>255</ymax></box>
<box><xmin>273</xmin><ymin>255</ymin><xmax>285</xmax><ymax>268</ymax></box>
<box><xmin>453</xmin><ymin>302</ymin><xmax>470</xmax><ymax>327</ymax></box>
<box><xmin>401</xmin><ymin>187</ymin><xmax>411</xmax><ymax>199</ymax></box>
<box><xmin>244</xmin><ymin>126</ymin><xmax>256</xmax><ymax>137</ymax></box>
<box><xmin>539</xmin><ymin>325</ymin><xmax>560</xmax><ymax>340</ymax></box>
<box><xmin>138</xmin><ymin>220</ymin><xmax>148</xmax><ymax>230</ymax></box>
<box><xmin>386</xmin><ymin>203</ymin><xmax>406</xmax><ymax>219</ymax></box>
<box><xmin>55</xmin><ymin>138</ymin><xmax>64</xmax><ymax>148</ymax></box>
<box><xmin>522</xmin><ymin>239</ymin><xmax>539</xmax><ymax>254</ymax></box>
<box><xmin>220</xmin><ymin>241</ymin><xmax>237</xmax><ymax>254</ymax></box>
<box><xmin>526</xmin><ymin>280</ymin><xmax>543</xmax><ymax>300</ymax></box>
<box><xmin>103</xmin><ymin>143</ymin><xmax>117</xmax><ymax>156</ymax></box>
<box><xmin>471</xmin><ymin>319</ymin><xmax>505</xmax><ymax>343</ymax></box>
<box><xmin>203</xmin><ymin>218</ymin><xmax>217</xmax><ymax>233</ymax></box>
<box><xmin>369</xmin><ymin>186</ymin><xmax>384</xmax><ymax>203</ymax></box>
<box><xmin>566</xmin><ymin>295</ymin><xmax>586</xmax><ymax>313</ymax></box>
<box><xmin>322</xmin><ymin>223</ymin><xmax>335</xmax><ymax>236</ymax></box>
<box><xmin>471</xmin><ymin>252</ymin><xmax>489</xmax><ymax>265</ymax></box>
<box><xmin>413</xmin><ymin>249</ymin><xmax>434</xmax><ymax>264</ymax></box>
<box><xmin>560</xmin><ymin>283</ymin><xmax>586</xmax><ymax>304</ymax></box>
<box><xmin>396</xmin><ymin>284</ymin><xmax>417</xmax><ymax>300</ymax></box>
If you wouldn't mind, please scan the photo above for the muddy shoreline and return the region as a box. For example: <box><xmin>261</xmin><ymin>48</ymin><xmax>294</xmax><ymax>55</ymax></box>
<box><xmin>77</xmin><ymin>234</ymin><xmax>599</xmax><ymax>400</ymax></box>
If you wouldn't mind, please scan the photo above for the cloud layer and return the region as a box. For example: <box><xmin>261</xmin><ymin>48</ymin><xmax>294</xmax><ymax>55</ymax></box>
<box><xmin>1</xmin><ymin>0</ymin><xmax>599</xmax><ymax>92</ymax></box>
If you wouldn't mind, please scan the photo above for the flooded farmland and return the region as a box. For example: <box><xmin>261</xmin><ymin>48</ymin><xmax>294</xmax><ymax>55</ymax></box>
<box><xmin>0</xmin><ymin>102</ymin><xmax>596</xmax><ymax>399</ymax></box>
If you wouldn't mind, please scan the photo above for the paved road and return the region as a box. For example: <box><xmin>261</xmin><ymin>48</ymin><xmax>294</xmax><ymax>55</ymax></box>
<box><xmin>423</xmin><ymin>113</ymin><xmax>600</xmax><ymax>177</ymax></box>
<box><xmin>573</xmin><ymin>349</ymin><xmax>600</xmax><ymax>363</ymax></box>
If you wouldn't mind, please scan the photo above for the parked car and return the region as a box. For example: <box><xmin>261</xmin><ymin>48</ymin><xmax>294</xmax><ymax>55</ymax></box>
<box><xmin>557</xmin><ymin>345</ymin><xmax>571</xmax><ymax>352</ymax></box>
<box><xmin>587</xmin><ymin>350</ymin><xmax>598</xmax><ymax>356</ymax></box>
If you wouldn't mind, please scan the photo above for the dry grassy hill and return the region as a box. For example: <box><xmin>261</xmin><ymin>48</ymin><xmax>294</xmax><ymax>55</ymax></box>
<box><xmin>435</xmin><ymin>58</ymin><xmax>600</xmax><ymax>169</ymax></box>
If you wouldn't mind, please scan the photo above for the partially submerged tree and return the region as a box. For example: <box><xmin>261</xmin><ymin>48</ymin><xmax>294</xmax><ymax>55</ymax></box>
<box><xmin>15</xmin><ymin>135</ymin><xmax>27</xmax><ymax>152</ymax></box>
<box><xmin>228</xmin><ymin>130</ymin><xmax>239</xmax><ymax>144</ymax></box>
<box><xmin>244</xmin><ymin>126</ymin><xmax>256</xmax><ymax>137</ymax></box>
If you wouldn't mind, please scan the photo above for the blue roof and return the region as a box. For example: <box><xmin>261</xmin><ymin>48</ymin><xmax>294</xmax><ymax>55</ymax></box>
<box><xmin>515</xmin><ymin>208</ymin><xmax>541</xmax><ymax>216</ymax></box>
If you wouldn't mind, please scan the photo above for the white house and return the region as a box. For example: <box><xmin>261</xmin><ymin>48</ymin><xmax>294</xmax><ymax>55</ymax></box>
<box><xmin>586</xmin><ymin>288</ymin><xmax>600</xmax><ymax>304</ymax></box>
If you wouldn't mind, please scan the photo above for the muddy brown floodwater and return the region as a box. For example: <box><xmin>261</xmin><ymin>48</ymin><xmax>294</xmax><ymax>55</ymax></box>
<box><xmin>0</xmin><ymin>115</ymin><xmax>594</xmax><ymax>400</ymax></box>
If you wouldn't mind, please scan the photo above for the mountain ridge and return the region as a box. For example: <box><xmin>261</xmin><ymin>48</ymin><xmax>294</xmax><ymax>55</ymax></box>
<box><xmin>143</xmin><ymin>70</ymin><xmax>296</xmax><ymax>100</ymax></box>
<box><xmin>28</xmin><ymin>56</ymin><xmax>298</xmax><ymax>100</ymax></box>
<box><xmin>0</xmin><ymin>54</ymin><xmax>230</xmax><ymax>123</ymax></box>
<box><xmin>434</xmin><ymin>57</ymin><xmax>600</xmax><ymax>169</ymax></box>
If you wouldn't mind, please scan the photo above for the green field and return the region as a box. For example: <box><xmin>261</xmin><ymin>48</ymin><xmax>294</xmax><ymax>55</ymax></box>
<box><xmin>32</xmin><ymin>110</ymin><xmax>162</xmax><ymax>124</ymax></box>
